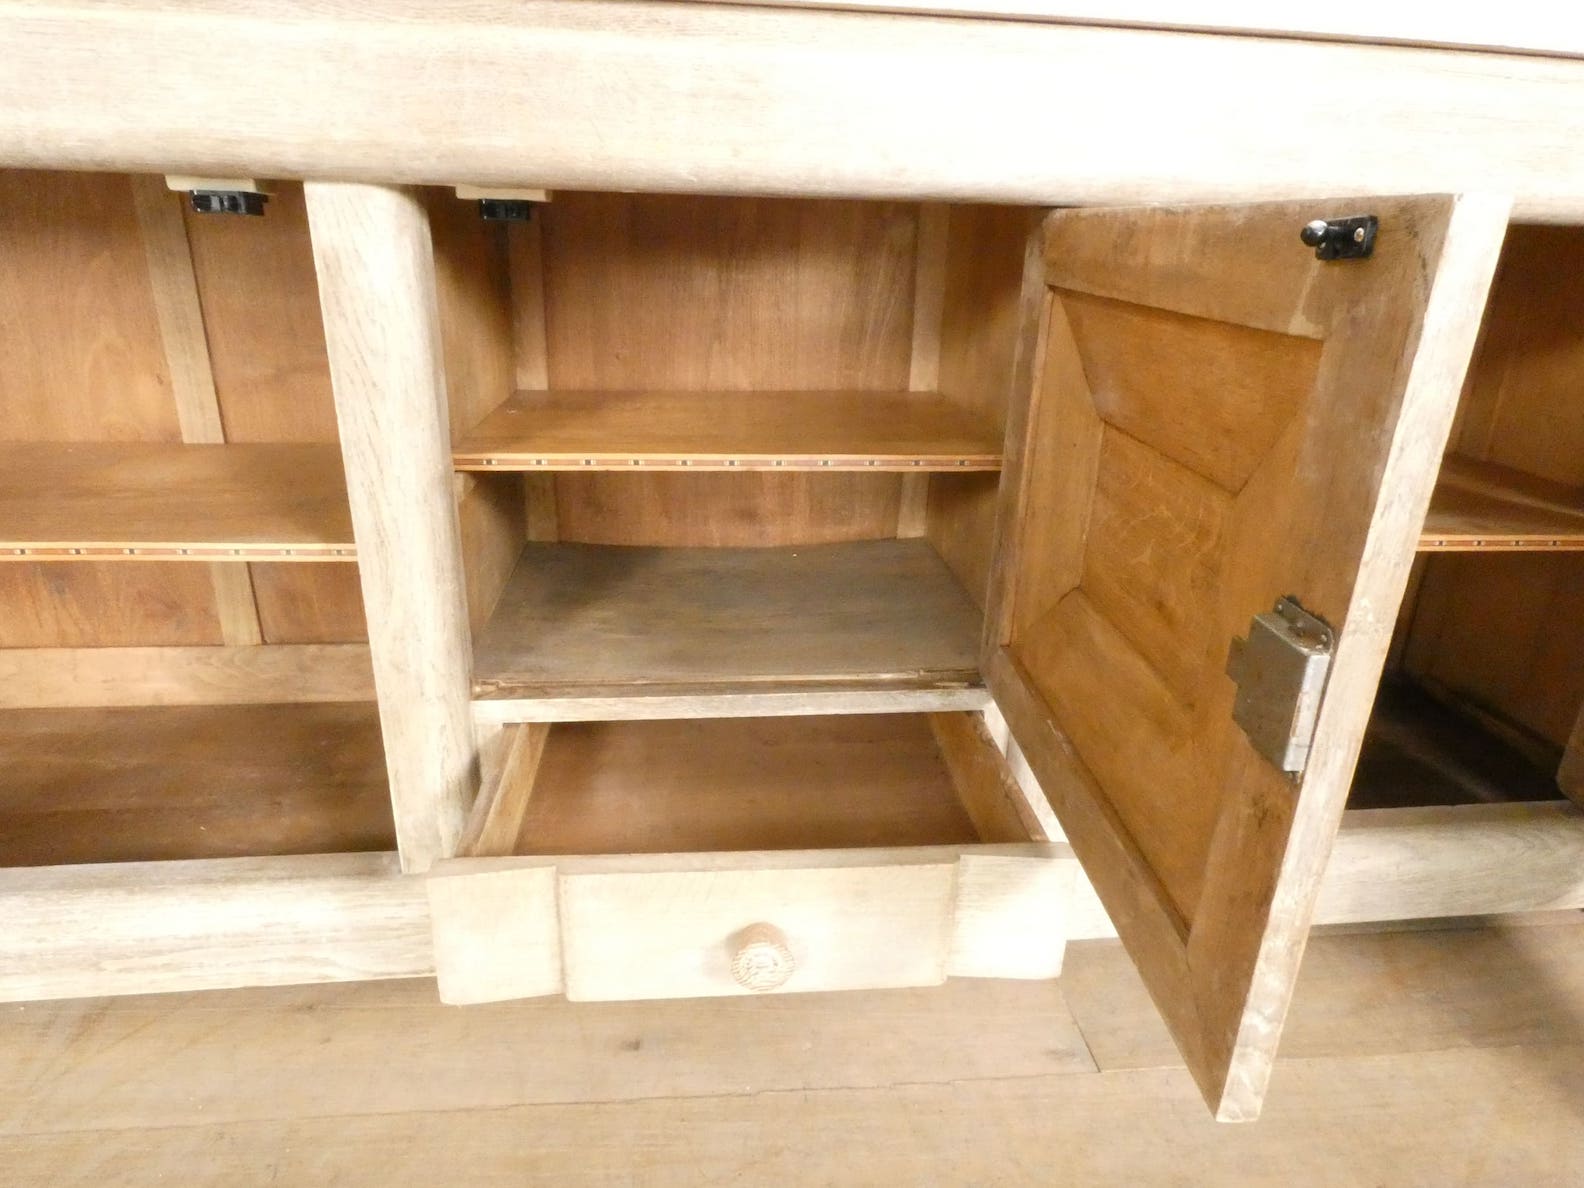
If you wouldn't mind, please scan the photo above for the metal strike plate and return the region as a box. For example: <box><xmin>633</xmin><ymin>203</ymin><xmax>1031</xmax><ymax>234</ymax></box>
<box><xmin>477</xmin><ymin>198</ymin><xmax>535</xmax><ymax>222</ymax></box>
<box><xmin>1225</xmin><ymin>596</ymin><xmax>1335</xmax><ymax>776</ymax></box>
<box><xmin>189</xmin><ymin>190</ymin><xmax>268</xmax><ymax>217</ymax></box>
<box><xmin>1299</xmin><ymin>215</ymin><xmax>1377</xmax><ymax>260</ymax></box>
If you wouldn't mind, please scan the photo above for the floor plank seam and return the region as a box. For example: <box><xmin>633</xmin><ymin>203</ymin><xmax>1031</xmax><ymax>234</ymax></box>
<box><xmin>0</xmin><ymin>1069</ymin><xmax>1124</xmax><ymax>1140</ymax></box>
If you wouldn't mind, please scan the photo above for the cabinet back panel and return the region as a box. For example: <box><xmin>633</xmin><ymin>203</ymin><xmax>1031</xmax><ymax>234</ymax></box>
<box><xmin>528</xmin><ymin>193</ymin><xmax>918</xmax><ymax>545</ymax></box>
<box><xmin>0</xmin><ymin>171</ymin><xmax>224</xmax><ymax>646</ymax></box>
<box><xmin>0</xmin><ymin>170</ymin><xmax>177</xmax><ymax>441</ymax></box>
<box><xmin>0</xmin><ymin>563</ymin><xmax>223</xmax><ymax>649</ymax></box>
<box><xmin>539</xmin><ymin>193</ymin><xmax>916</xmax><ymax>390</ymax></box>
<box><xmin>552</xmin><ymin>472</ymin><xmax>904</xmax><ymax>547</ymax></box>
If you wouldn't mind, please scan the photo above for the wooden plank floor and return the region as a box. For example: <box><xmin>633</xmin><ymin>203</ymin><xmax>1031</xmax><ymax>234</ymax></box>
<box><xmin>3</xmin><ymin>919</ymin><xmax>1583</xmax><ymax>1184</ymax></box>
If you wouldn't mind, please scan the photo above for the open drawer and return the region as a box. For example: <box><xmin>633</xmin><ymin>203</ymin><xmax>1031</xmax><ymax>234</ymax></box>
<box><xmin>426</xmin><ymin>713</ymin><xmax>1071</xmax><ymax>1004</ymax></box>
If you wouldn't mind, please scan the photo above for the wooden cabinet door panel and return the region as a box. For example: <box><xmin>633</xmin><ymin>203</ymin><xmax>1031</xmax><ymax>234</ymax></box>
<box><xmin>989</xmin><ymin>195</ymin><xmax>1509</xmax><ymax>1119</ymax></box>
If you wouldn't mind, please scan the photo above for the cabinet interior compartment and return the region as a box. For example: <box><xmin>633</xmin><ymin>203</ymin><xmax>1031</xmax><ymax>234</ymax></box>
<box><xmin>433</xmin><ymin>193</ymin><xmax>1040</xmax><ymax>711</ymax></box>
<box><xmin>1355</xmin><ymin>225</ymin><xmax>1584</xmax><ymax>812</ymax></box>
<box><xmin>461</xmin><ymin>712</ymin><xmax>1042</xmax><ymax>859</ymax></box>
<box><xmin>0</xmin><ymin>702</ymin><xmax>394</xmax><ymax>866</ymax></box>
<box><xmin>0</xmin><ymin>168</ymin><xmax>390</xmax><ymax>865</ymax></box>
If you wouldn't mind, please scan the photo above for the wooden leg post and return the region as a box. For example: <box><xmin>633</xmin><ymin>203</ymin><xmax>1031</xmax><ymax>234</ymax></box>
<box><xmin>305</xmin><ymin>182</ymin><xmax>475</xmax><ymax>872</ymax></box>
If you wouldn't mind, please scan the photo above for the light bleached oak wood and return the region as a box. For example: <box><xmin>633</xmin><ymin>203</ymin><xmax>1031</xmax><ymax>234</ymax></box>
<box><xmin>472</xmin><ymin>686</ymin><xmax>992</xmax><ymax>724</ymax></box>
<box><xmin>305</xmin><ymin>182</ymin><xmax>476</xmax><ymax>873</ymax></box>
<box><xmin>556</xmin><ymin>851</ymin><xmax>957</xmax><ymax>1001</ymax></box>
<box><xmin>1313</xmin><ymin>803</ymin><xmax>1584</xmax><ymax>924</ymax></box>
<box><xmin>453</xmin><ymin>185</ymin><xmax>551</xmax><ymax>202</ymax></box>
<box><xmin>949</xmin><ymin>848</ymin><xmax>1073</xmax><ymax>978</ymax></box>
<box><xmin>1420</xmin><ymin>455</ymin><xmax>1584</xmax><ymax>550</ymax></box>
<box><xmin>426</xmin><ymin>857</ymin><xmax>561</xmax><ymax>1006</ymax></box>
<box><xmin>471</xmin><ymin>540</ymin><xmax>984</xmax><ymax>702</ymax></box>
<box><xmin>164</xmin><ymin>175</ymin><xmax>271</xmax><ymax>194</ymax></box>
<box><xmin>429</xmin><ymin>843</ymin><xmax>1071</xmax><ymax>1005</ymax></box>
<box><xmin>2</xmin><ymin>5</ymin><xmax>1583</xmax><ymax>219</ymax></box>
<box><xmin>1064</xmin><ymin>803</ymin><xmax>1584</xmax><ymax>941</ymax></box>
<box><xmin>9</xmin><ymin>1040</ymin><xmax>1584</xmax><ymax>1184</ymax></box>
<box><xmin>989</xmin><ymin>194</ymin><xmax>1510</xmax><ymax>1121</ymax></box>
<box><xmin>452</xmin><ymin>390</ymin><xmax>1002</xmax><ymax>471</ymax></box>
<box><xmin>0</xmin><ymin>644</ymin><xmax>373</xmax><ymax>708</ymax></box>
<box><xmin>0</xmin><ymin>852</ymin><xmax>429</xmax><ymax>1003</ymax></box>
<box><xmin>457</xmin><ymin>723</ymin><xmax>548</xmax><ymax>858</ymax></box>
<box><xmin>0</xmin><ymin>443</ymin><xmax>355</xmax><ymax>561</ymax></box>
<box><xmin>685</xmin><ymin>0</ymin><xmax>1584</xmax><ymax>57</ymax></box>
<box><xmin>427</xmin><ymin>713</ymin><xmax>1069</xmax><ymax>1004</ymax></box>
<box><xmin>3</xmin><ymin>800</ymin><xmax>1580</xmax><ymax>1005</ymax></box>
<box><xmin>0</xmin><ymin>969</ymin><xmax>1096</xmax><ymax>1140</ymax></box>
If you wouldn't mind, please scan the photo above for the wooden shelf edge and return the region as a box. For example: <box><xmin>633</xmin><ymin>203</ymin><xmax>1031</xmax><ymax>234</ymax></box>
<box><xmin>471</xmin><ymin>685</ymin><xmax>992</xmax><ymax>724</ymax></box>
<box><xmin>1419</xmin><ymin>455</ymin><xmax>1584</xmax><ymax>552</ymax></box>
<box><xmin>0</xmin><ymin>442</ymin><xmax>358</xmax><ymax>561</ymax></box>
<box><xmin>451</xmin><ymin>389</ymin><xmax>1005</xmax><ymax>472</ymax></box>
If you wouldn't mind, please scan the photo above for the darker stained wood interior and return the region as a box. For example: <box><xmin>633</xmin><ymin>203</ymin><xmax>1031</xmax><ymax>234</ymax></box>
<box><xmin>510</xmin><ymin>714</ymin><xmax>983</xmax><ymax>856</ymax></box>
<box><xmin>0</xmin><ymin>702</ymin><xmax>396</xmax><ymax>867</ymax></box>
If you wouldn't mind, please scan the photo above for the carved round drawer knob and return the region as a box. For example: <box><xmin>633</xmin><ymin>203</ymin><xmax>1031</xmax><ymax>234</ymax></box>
<box><xmin>729</xmin><ymin>923</ymin><xmax>795</xmax><ymax>991</ymax></box>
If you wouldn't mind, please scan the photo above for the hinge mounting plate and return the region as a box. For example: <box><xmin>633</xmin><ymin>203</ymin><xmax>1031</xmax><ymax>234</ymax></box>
<box><xmin>1225</xmin><ymin>596</ymin><xmax>1335</xmax><ymax>776</ymax></box>
<box><xmin>1300</xmin><ymin>214</ymin><xmax>1378</xmax><ymax>260</ymax></box>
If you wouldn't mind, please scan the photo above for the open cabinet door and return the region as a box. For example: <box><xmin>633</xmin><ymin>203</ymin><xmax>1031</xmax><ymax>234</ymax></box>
<box><xmin>987</xmin><ymin>195</ymin><xmax>1509</xmax><ymax>1120</ymax></box>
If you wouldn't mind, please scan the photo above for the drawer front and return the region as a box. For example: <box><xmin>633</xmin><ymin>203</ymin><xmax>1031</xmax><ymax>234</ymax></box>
<box><xmin>427</xmin><ymin>844</ymin><xmax>1071</xmax><ymax>1006</ymax></box>
<box><xmin>558</xmin><ymin>854</ymin><xmax>956</xmax><ymax>1002</ymax></box>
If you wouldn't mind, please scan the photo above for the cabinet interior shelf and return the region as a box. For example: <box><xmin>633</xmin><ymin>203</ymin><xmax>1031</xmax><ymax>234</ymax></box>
<box><xmin>1420</xmin><ymin>455</ymin><xmax>1584</xmax><ymax>551</ymax></box>
<box><xmin>0</xmin><ymin>702</ymin><xmax>396</xmax><ymax>867</ymax></box>
<box><xmin>451</xmin><ymin>390</ymin><xmax>1004</xmax><ymax>472</ymax></box>
<box><xmin>0</xmin><ymin>443</ymin><xmax>357</xmax><ymax>561</ymax></box>
<box><xmin>471</xmin><ymin>539</ymin><xmax>985</xmax><ymax>704</ymax></box>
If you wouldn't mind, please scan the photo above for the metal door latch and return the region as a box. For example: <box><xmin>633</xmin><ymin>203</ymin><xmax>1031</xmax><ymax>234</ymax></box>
<box><xmin>1225</xmin><ymin>597</ymin><xmax>1335</xmax><ymax>776</ymax></box>
<box><xmin>1300</xmin><ymin>215</ymin><xmax>1377</xmax><ymax>260</ymax></box>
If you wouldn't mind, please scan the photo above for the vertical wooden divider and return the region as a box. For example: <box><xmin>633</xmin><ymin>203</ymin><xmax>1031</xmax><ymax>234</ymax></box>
<box><xmin>130</xmin><ymin>174</ymin><xmax>264</xmax><ymax>646</ymax></box>
<box><xmin>899</xmin><ymin>203</ymin><xmax>949</xmax><ymax>539</ymax></box>
<box><xmin>305</xmin><ymin>182</ymin><xmax>475</xmax><ymax>873</ymax></box>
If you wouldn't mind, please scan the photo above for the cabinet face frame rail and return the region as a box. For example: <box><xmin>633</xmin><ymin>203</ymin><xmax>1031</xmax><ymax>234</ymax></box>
<box><xmin>1</xmin><ymin>3</ymin><xmax>1583</xmax><ymax>220</ymax></box>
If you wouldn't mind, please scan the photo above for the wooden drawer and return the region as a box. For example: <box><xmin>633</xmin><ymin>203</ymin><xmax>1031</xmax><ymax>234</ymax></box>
<box><xmin>426</xmin><ymin>713</ymin><xmax>1072</xmax><ymax>1005</ymax></box>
